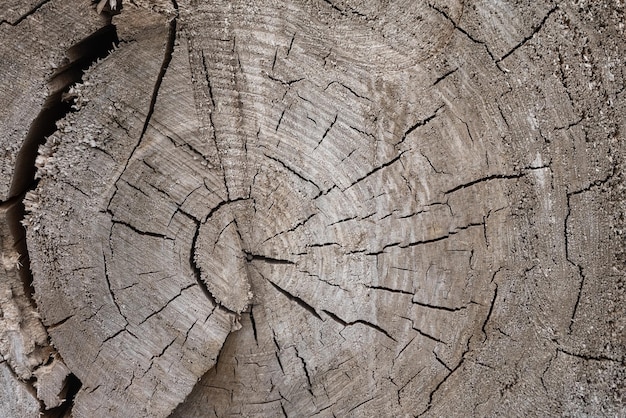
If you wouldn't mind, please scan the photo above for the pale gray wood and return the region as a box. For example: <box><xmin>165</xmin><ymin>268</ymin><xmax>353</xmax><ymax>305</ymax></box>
<box><xmin>24</xmin><ymin>4</ymin><xmax>238</xmax><ymax>416</ymax></box>
<box><xmin>0</xmin><ymin>199</ymin><xmax>50</xmax><ymax>380</ymax></box>
<box><xmin>0</xmin><ymin>0</ymin><xmax>106</xmax><ymax>200</ymax></box>
<box><xmin>0</xmin><ymin>361</ymin><xmax>40</xmax><ymax>418</ymax></box>
<box><xmin>0</xmin><ymin>0</ymin><xmax>623</xmax><ymax>417</ymax></box>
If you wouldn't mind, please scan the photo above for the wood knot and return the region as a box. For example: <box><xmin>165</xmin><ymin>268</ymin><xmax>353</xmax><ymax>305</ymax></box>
<box><xmin>193</xmin><ymin>207</ymin><xmax>252</xmax><ymax>314</ymax></box>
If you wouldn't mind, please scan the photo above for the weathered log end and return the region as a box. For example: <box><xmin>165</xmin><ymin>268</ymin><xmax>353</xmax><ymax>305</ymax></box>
<box><xmin>1</xmin><ymin>0</ymin><xmax>625</xmax><ymax>416</ymax></box>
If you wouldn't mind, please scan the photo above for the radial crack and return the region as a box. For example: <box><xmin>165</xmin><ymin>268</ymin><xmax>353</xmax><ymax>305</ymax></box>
<box><xmin>443</xmin><ymin>173</ymin><xmax>525</xmax><ymax>195</ymax></box>
<box><xmin>294</xmin><ymin>347</ymin><xmax>313</xmax><ymax>395</ymax></box>
<box><xmin>107</xmin><ymin>7</ymin><xmax>178</xmax><ymax>209</ymax></box>
<box><xmin>400</xmin><ymin>316</ymin><xmax>446</xmax><ymax>345</ymax></box>
<box><xmin>397</xmin><ymin>104</ymin><xmax>445</xmax><ymax>147</ymax></box>
<box><xmin>1</xmin><ymin>0</ymin><xmax>53</xmax><ymax>26</ymax></box>
<box><xmin>264</xmin><ymin>154</ymin><xmax>322</xmax><ymax>196</ymax></box>
<box><xmin>497</xmin><ymin>7</ymin><xmax>558</xmax><ymax>64</ymax></box>
<box><xmin>322</xmin><ymin>309</ymin><xmax>396</xmax><ymax>341</ymax></box>
<box><xmin>346</xmin><ymin>152</ymin><xmax>406</xmax><ymax>190</ymax></box>
<box><xmin>265</xmin><ymin>279</ymin><xmax>322</xmax><ymax>321</ymax></box>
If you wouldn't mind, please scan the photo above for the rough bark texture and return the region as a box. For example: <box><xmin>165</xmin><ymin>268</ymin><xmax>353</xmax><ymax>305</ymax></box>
<box><xmin>1</xmin><ymin>0</ymin><xmax>624</xmax><ymax>417</ymax></box>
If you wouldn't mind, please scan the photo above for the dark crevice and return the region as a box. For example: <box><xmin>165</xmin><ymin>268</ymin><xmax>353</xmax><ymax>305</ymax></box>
<box><xmin>137</xmin><ymin>284</ymin><xmax>194</xmax><ymax>327</ymax></box>
<box><xmin>568</xmin><ymin>264</ymin><xmax>585</xmax><ymax>334</ymax></box>
<box><xmin>398</xmin><ymin>209</ymin><xmax>428</xmax><ymax>219</ymax></box>
<box><xmin>420</xmin><ymin>152</ymin><xmax>446</xmax><ymax>174</ymax></box>
<box><xmin>346</xmin><ymin>151</ymin><xmax>406</xmax><ymax>190</ymax></box>
<box><xmin>275</xmin><ymin>109</ymin><xmax>285</xmax><ymax>132</ymax></box>
<box><xmin>198</xmin><ymin>48</ymin><xmax>227</xmax><ymax>189</ymax></box>
<box><xmin>411</xmin><ymin>300</ymin><xmax>467</xmax><ymax>313</ymax></box>
<box><xmin>151</xmin><ymin>335</ymin><xmax>177</xmax><ymax>363</ymax></box>
<box><xmin>348</xmin><ymin>125</ymin><xmax>377</xmax><ymax>141</ymax></box>
<box><xmin>556</xmin><ymin>347</ymin><xmax>623</xmax><ymax>364</ymax></box>
<box><xmin>244</xmin><ymin>251</ymin><xmax>295</xmax><ymax>265</ymax></box>
<box><xmin>554</xmin><ymin>117</ymin><xmax>583</xmax><ymax>131</ymax></box>
<box><xmin>200</xmin><ymin>51</ymin><xmax>216</xmax><ymax>107</ymax></box>
<box><xmin>213</xmin><ymin>220</ymin><xmax>235</xmax><ymax>247</ymax></box>
<box><xmin>249</xmin><ymin>307</ymin><xmax>258</xmax><ymax>345</ymax></box>
<box><xmin>140</xmin><ymin>11</ymin><xmax>177</xmax><ymax>138</ymax></box>
<box><xmin>181</xmin><ymin>204</ymin><xmax>237</xmax><ymax>314</ymax></box>
<box><xmin>110</xmin><ymin>217</ymin><xmax>174</xmax><ymax>241</ymax></box>
<box><xmin>433</xmin><ymin>68</ymin><xmax>458</xmax><ymax>86</ymax></box>
<box><xmin>266</xmin><ymin>279</ymin><xmax>322</xmax><ymax>321</ymax></box>
<box><xmin>98</xmin><ymin>327</ymin><xmax>125</xmax><ymax>350</ymax></box>
<box><xmin>497</xmin><ymin>102</ymin><xmax>511</xmax><ymax>129</ymax></box>
<box><xmin>163</xmin><ymin>134</ymin><xmax>211</xmax><ymax>166</ymax></box>
<box><xmin>497</xmin><ymin>7</ymin><xmax>558</xmax><ymax>64</ymax></box>
<box><xmin>60</xmin><ymin>180</ymin><xmax>90</xmax><ymax>199</ymax></box>
<box><xmin>5</xmin><ymin>20</ymin><xmax>119</xmax><ymax>416</ymax></box>
<box><xmin>286</xmin><ymin>34</ymin><xmax>295</xmax><ymax>56</ymax></box>
<box><xmin>11</xmin><ymin>24</ymin><xmax>119</xmax><ymax>199</ymax></box>
<box><xmin>428</xmin><ymin>3</ymin><xmax>498</xmax><ymax>65</ymax></box>
<box><xmin>433</xmin><ymin>351</ymin><xmax>452</xmax><ymax>372</ymax></box>
<box><xmin>481</xmin><ymin>285</ymin><xmax>498</xmax><ymax>341</ymax></box>
<box><xmin>2</xmin><ymin>195</ymin><xmax>37</xmax><ymax>319</ymax></box>
<box><xmin>414</xmin><ymin>327</ymin><xmax>445</xmax><ymax>345</ymax></box>
<box><xmin>306</xmin><ymin>242</ymin><xmax>340</xmax><ymax>249</ymax></box>
<box><xmin>120</xmin><ymin>178</ymin><xmax>150</xmax><ymax>198</ymax></box>
<box><xmin>325</xmin><ymin>81</ymin><xmax>371</xmax><ymax>101</ymax></box>
<box><xmin>459</xmin><ymin>118</ymin><xmax>475</xmax><ymax>143</ymax></box>
<box><xmin>365</xmin><ymin>285</ymin><xmax>413</xmax><ymax>296</ymax></box>
<box><xmin>201</xmin><ymin>197</ymin><xmax>248</xmax><ymax>224</ymax></box>
<box><xmin>262</xmin><ymin>212</ymin><xmax>316</xmax><ymax>244</ymax></box>
<box><xmin>432</xmin><ymin>3</ymin><xmax>557</xmax><ymax>72</ymax></box>
<box><xmin>396</xmin><ymin>104</ymin><xmax>445</xmax><ymax>147</ymax></box>
<box><xmin>315</xmin><ymin>276</ymin><xmax>347</xmax><ymax>291</ymax></box>
<box><xmin>189</xmin><ymin>218</ymin><xmax>237</xmax><ymax>316</ymax></box>
<box><xmin>443</xmin><ymin>173</ymin><xmax>525</xmax><ymax>195</ymax></box>
<box><xmin>397</xmin><ymin>229</ymin><xmax>451</xmax><ymax>248</ymax></box>
<box><xmin>106</xmin><ymin>5</ymin><xmax>178</xmax><ymax>209</ymax></box>
<box><xmin>315</xmin><ymin>114</ymin><xmax>338</xmax><ymax>150</ymax></box>
<box><xmin>182</xmin><ymin>318</ymin><xmax>198</xmax><ymax>346</ymax></box>
<box><xmin>294</xmin><ymin>347</ymin><xmax>313</xmax><ymax>396</ymax></box>
<box><xmin>328</xmin><ymin>215</ymin><xmax>358</xmax><ymax>226</ymax></box>
<box><xmin>267</xmin><ymin>74</ymin><xmax>304</xmax><ymax>86</ymax></box>
<box><xmin>540</xmin><ymin>355</ymin><xmax>553</xmax><ymax>393</ymax></box>
<box><xmin>300</xmin><ymin>94</ymin><xmax>314</xmax><ymax>106</ymax></box>
<box><xmin>340</xmin><ymin>148</ymin><xmax>356</xmax><ymax>162</ymax></box>
<box><xmin>400</xmin><ymin>316</ymin><xmax>447</xmax><ymax>345</ymax></box>
<box><xmin>397</xmin><ymin>368</ymin><xmax>425</xmax><ymax>403</ymax></box>
<box><xmin>321</xmin><ymin>0</ymin><xmax>345</xmax><ymax>15</ymax></box>
<box><xmin>394</xmin><ymin>336</ymin><xmax>417</xmax><ymax>365</ymax></box>
<box><xmin>41</xmin><ymin>373</ymin><xmax>82</xmax><ymax>418</ymax></box>
<box><xmin>347</xmin><ymin>397</ymin><xmax>376</xmax><ymax>414</ymax></box>
<box><xmin>1</xmin><ymin>359</ymin><xmax>40</xmax><ymax>410</ymax></box>
<box><xmin>103</xmin><ymin>251</ymin><xmax>125</xmax><ymax>320</ymax></box>
<box><xmin>271</xmin><ymin>47</ymin><xmax>278</xmax><ymax>71</ymax></box>
<box><xmin>417</xmin><ymin>339</ymin><xmax>471</xmax><ymax>417</ymax></box>
<box><xmin>264</xmin><ymin>153</ymin><xmax>322</xmax><ymax>196</ymax></box>
<box><xmin>46</xmin><ymin>314</ymin><xmax>74</xmax><ymax>331</ymax></box>
<box><xmin>322</xmin><ymin>309</ymin><xmax>396</xmax><ymax>342</ymax></box>
<box><xmin>1</xmin><ymin>0</ymin><xmax>53</xmax><ymax>26</ymax></box>
<box><xmin>563</xmin><ymin>168</ymin><xmax>615</xmax><ymax>333</ymax></box>
<box><xmin>272</xmin><ymin>334</ymin><xmax>285</xmax><ymax>374</ymax></box>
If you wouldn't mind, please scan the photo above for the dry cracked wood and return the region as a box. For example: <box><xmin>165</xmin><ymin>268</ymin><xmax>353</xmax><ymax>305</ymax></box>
<box><xmin>0</xmin><ymin>1</ymin><xmax>113</xmax><ymax>414</ymax></box>
<box><xmin>1</xmin><ymin>0</ymin><xmax>624</xmax><ymax>416</ymax></box>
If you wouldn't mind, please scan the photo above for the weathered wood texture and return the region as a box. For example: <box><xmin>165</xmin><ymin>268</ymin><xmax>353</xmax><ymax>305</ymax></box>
<box><xmin>0</xmin><ymin>0</ymin><xmax>624</xmax><ymax>416</ymax></box>
<box><xmin>0</xmin><ymin>361</ymin><xmax>40</xmax><ymax>417</ymax></box>
<box><xmin>0</xmin><ymin>2</ymin><xmax>113</xmax><ymax>413</ymax></box>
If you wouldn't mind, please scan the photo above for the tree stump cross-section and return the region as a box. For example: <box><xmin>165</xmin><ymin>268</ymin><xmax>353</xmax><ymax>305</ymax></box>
<box><xmin>0</xmin><ymin>0</ymin><xmax>624</xmax><ymax>416</ymax></box>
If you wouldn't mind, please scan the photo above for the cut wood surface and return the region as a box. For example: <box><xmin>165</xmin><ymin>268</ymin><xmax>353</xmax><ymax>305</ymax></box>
<box><xmin>0</xmin><ymin>0</ymin><xmax>624</xmax><ymax>416</ymax></box>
